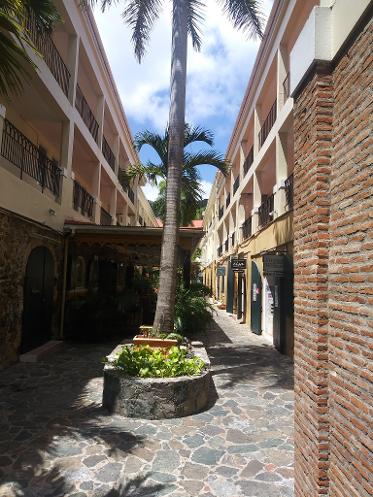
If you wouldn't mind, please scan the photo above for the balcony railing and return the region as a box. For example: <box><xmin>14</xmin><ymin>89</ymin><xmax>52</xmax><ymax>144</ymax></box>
<box><xmin>243</xmin><ymin>147</ymin><xmax>254</xmax><ymax>175</ymax></box>
<box><xmin>231</xmin><ymin>232</ymin><xmax>235</xmax><ymax>247</ymax></box>
<box><xmin>26</xmin><ymin>11</ymin><xmax>70</xmax><ymax>96</ymax></box>
<box><xmin>73</xmin><ymin>180</ymin><xmax>94</xmax><ymax>219</ymax></box>
<box><xmin>100</xmin><ymin>207</ymin><xmax>112</xmax><ymax>225</ymax></box>
<box><xmin>75</xmin><ymin>85</ymin><xmax>99</xmax><ymax>143</ymax></box>
<box><xmin>258</xmin><ymin>193</ymin><xmax>274</xmax><ymax>227</ymax></box>
<box><xmin>1</xmin><ymin>119</ymin><xmax>61</xmax><ymax>197</ymax></box>
<box><xmin>217</xmin><ymin>245</ymin><xmax>223</xmax><ymax>257</ymax></box>
<box><xmin>102</xmin><ymin>137</ymin><xmax>116</xmax><ymax>170</ymax></box>
<box><xmin>226</xmin><ymin>193</ymin><xmax>231</xmax><ymax>208</ymax></box>
<box><xmin>127</xmin><ymin>186</ymin><xmax>135</xmax><ymax>204</ymax></box>
<box><xmin>258</xmin><ymin>100</ymin><xmax>277</xmax><ymax>148</ymax></box>
<box><xmin>242</xmin><ymin>217</ymin><xmax>252</xmax><ymax>240</ymax></box>
<box><xmin>224</xmin><ymin>238</ymin><xmax>229</xmax><ymax>252</ymax></box>
<box><xmin>283</xmin><ymin>73</ymin><xmax>290</xmax><ymax>101</ymax></box>
<box><xmin>218</xmin><ymin>206</ymin><xmax>224</xmax><ymax>220</ymax></box>
<box><xmin>139</xmin><ymin>215</ymin><xmax>143</xmax><ymax>226</ymax></box>
<box><xmin>233</xmin><ymin>176</ymin><xmax>240</xmax><ymax>195</ymax></box>
<box><xmin>285</xmin><ymin>173</ymin><xmax>293</xmax><ymax>210</ymax></box>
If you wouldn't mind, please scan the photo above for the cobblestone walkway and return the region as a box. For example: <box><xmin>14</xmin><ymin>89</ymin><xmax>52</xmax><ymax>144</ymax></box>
<box><xmin>0</xmin><ymin>308</ymin><xmax>294</xmax><ymax>497</ymax></box>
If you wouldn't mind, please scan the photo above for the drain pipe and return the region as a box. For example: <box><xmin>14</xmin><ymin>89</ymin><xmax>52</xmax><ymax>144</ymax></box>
<box><xmin>59</xmin><ymin>233</ymin><xmax>70</xmax><ymax>339</ymax></box>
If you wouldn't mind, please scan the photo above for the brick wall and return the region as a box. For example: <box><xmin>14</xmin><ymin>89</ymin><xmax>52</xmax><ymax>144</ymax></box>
<box><xmin>293</xmin><ymin>16</ymin><xmax>373</xmax><ymax>497</ymax></box>
<box><xmin>0</xmin><ymin>208</ymin><xmax>63</xmax><ymax>368</ymax></box>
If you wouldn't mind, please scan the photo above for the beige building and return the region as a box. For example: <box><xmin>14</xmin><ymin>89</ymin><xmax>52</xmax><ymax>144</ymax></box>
<box><xmin>0</xmin><ymin>0</ymin><xmax>158</xmax><ymax>367</ymax></box>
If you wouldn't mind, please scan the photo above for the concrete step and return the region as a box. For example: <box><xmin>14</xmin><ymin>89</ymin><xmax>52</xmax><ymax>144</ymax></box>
<box><xmin>19</xmin><ymin>340</ymin><xmax>63</xmax><ymax>363</ymax></box>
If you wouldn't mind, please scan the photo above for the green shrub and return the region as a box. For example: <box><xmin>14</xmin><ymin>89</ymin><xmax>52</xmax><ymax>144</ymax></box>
<box><xmin>174</xmin><ymin>285</ymin><xmax>214</xmax><ymax>335</ymax></box>
<box><xmin>111</xmin><ymin>345</ymin><xmax>205</xmax><ymax>378</ymax></box>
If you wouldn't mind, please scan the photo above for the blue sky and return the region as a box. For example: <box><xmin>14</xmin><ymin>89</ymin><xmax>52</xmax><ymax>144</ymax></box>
<box><xmin>93</xmin><ymin>1</ymin><xmax>273</xmax><ymax>200</ymax></box>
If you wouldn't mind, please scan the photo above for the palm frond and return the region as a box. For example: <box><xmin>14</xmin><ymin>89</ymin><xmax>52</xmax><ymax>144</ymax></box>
<box><xmin>218</xmin><ymin>0</ymin><xmax>264</xmax><ymax>38</ymax></box>
<box><xmin>25</xmin><ymin>0</ymin><xmax>61</xmax><ymax>31</ymax></box>
<box><xmin>185</xmin><ymin>0</ymin><xmax>205</xmax><ymax>51</ymax></box>
<box><xmin>122</xmin><ymin>0</ymin><xmax>162</xmax><ymax>62</ymax></box>
<box><xmin>135</xmin><ymin>129</ymin><xmax>168</xmax><ymax>165</ymax></box>
<box><xmin>184</xmin><ymin>150</ymin><xmax>229</xmax><ymax>176</ymax></box>
<box><xmin>184</xmin><ymin>123</ymin><xmax>214</xmax><ymax>147</ymax></box>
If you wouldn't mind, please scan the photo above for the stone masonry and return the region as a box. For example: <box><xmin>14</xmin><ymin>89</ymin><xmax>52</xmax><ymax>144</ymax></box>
<box><xmin>293</xmin><ymin>15</ymin><xmax>373</xmax><ymax>497</ymax></box>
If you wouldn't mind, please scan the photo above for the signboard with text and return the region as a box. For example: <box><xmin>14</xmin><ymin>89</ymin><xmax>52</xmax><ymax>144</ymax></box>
<box><xmin>217</xmin><ymin>266</ymin><xmax>226</xmax><ymax>276</ymax></box>
<box><xmin>230</xmin><ymin>259</ymin><xmax>246</xmax><ymax>272</ymax></box>
<box><xmin>263</xmin><ymin>255</ymin><xmax>286</xmax><ymax>276</ymax></box>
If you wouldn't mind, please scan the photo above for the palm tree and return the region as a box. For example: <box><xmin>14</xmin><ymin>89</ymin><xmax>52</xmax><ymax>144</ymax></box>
<box><xmin>93</xmin><ymin>0</ymin><xmax>264</xmax><ymax>332</ymax></box>
<box><xmin>129</xmin><ymin>124</ymin><xmax>228</xmax><ymax>225</ymax></box>
<box><xmin>0</xmin><ymin>0</ymin><xmax>60</xmax><ymax>95</ymax></box>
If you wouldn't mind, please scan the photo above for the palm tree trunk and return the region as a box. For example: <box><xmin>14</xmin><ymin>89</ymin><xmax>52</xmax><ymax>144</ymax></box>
<box><xmin>153</xmin><ymin>0</ymin><xmax>188</xmax><ymax>332</ymax></box>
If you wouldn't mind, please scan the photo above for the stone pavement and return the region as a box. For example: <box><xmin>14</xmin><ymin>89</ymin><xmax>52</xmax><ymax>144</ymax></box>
<box><xmin>0</xmin><ymin>308</ymin><xmax>294</xmax><ymax>497</ymax></box>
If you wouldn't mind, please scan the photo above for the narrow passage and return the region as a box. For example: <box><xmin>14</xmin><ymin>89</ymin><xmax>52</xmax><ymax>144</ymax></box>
<box><xmin>0</xmin><ymin>308</ymin><xmax>294</xmax><ymax>497</ymax></box>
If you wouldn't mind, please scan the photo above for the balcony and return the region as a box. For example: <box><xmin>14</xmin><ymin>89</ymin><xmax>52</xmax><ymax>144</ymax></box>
<box><xmin>258</xmin><ymin>193</ymin><xmax>274</xmax><ymax>227</ymax></box>
<box><xmin>100</xmin><ymin>207</ymin><xmax>112</xmax><ymax>225</ymax></box>
<box><xmin>217</xmin><ymin>245</ymin><xmax>223</xmax><ymax>257</ymax></box>
<box><xmin>127</xmin><ymin>186</ymin><xmax>135</xmax><ymax>204</ymax></box>
<box><xmin>1</xmin><ymin>119</ymin><xmax>61</xmax><ymax>197</ymax></box>
<box><xmin>73</xmin><ymin>180</ymin><xmax>94</xmax><ymax>219</ymax></box>
<box><xmin>243</xmin><ymin>147</ymin><xmax>254</xmax><ymax>175</ymax></box>
<box><xmin>258</xmin><ymin>100</ymin><xmax>277</xmax><ymax>148</ymax></box>
<box><xmin>226</xmin><ymin>193</ymin><xmax>231</xmax><ymax>209</ymax></box>
<box><xmin>224</xmin><ymin>238</ymin><xmax>229</xmax><ymax>252</ymax></box>
<box><xmin>242</xmin><ymin>217</ymin><xmax>252</xmax><ymax>240</ymax></box>
<box><xmin>102</xmin><ymin>137</ymin><xmax>115</xmax><ymax>171</ymax></box>
<box><xmin>218</xmin><ymin>206</ymin><xmax>224</xmax><ymax>220</ymax></box>
<box><xmin>285</xmin><ymin>173</ymin><xmax>293</xmax><ymax>210</ymax></box>
<box><xmin>233</xmin><ymin>176</ymin><xmax>240</xmax><ymax>195</ymax></box>
<box><xmin>231</xmin><ymin>232</ymin><xmax>235</xmax><ymax>247</ymax></box>
<box><xmin>139</xmin><ymin>215</ymin><xmax>143</xmax><ymax>226</ymax></box>
<box><xmin>75</xmin><ymin>85</ymin><xmax>99</xmax><ymax>143</ymax></box>
<box><xmin>27</xmin><ymin>11</ymin><xmax>70</xmax><ymax>96</ymax></box>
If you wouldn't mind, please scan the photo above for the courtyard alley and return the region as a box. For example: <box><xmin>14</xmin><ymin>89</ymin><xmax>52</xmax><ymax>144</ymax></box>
<box><xmin>0</xmin><ymin>308</ymin><xmax>294</xmax><ymax>497</ymax></box>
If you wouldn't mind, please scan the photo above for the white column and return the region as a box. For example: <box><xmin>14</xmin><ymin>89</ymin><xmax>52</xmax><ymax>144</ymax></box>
<box><xmin>276</xmin><ymin>45</ymin><xmax>288</xmax><ymax>112</ymax></box>
<box><xmin>93</xmin><ymin>163</ymin><xmax>102</xmax><ymax>224</ymax></box>
<box><xmin>274</xmin><ymin>132</ymin><xmax>289</xmax><ymax>218</ymax></box>
<box><xmin>251</xmin><ymin>172</ymin><xmax>262</xmax><ymax>233</ymax></box>
<box><xmin>110</xmin><ymin>187</ymin><xmax>117</xmax><ymax>225</ymax></box>
<box><xmin>67</xmin><ymin>34</ymin><xmax>80</xmax><ymax>106</ymax></box>
<box><xmin>254</xmin><ymin>105</ymin><xmax>261</xmax><ymax>156</ymax></box>
<box><xmin>96</xmin><ymin>96</ymin><xmax>105</xmax><ymax>149</ymax></box>
<box><xmin>114</xmin><ymin>135</ymin><xmax>120</xmax><ymax>175</ymax></box>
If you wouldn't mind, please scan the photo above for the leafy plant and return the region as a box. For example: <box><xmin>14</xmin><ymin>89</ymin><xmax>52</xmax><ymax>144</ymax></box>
<box><xmin>111</xmin><ymin>345</ymin><xmax>205</xmax><ymax>378</ymax></box>
<box><xmin>174</xmin><ymin>284</ymin><xmax>214</xmax><ymax>335</ymax></box>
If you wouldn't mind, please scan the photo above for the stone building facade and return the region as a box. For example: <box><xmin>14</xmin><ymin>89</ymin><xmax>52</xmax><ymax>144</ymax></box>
<box><xmin>0</xmin><ymin>208</ymin><xmax>63</xmax><ymax>368</ymax></box>
<box><xmin>293</xmin><ymin>9</ymin><xmax>372</xmax><ymax>497</ymax></box>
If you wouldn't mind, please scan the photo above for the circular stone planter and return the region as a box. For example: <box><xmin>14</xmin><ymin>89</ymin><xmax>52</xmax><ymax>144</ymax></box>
<box><xmin>102</xmin><ymin>344</ymin><xmax>212</xmax><ymax>419</ymax></box>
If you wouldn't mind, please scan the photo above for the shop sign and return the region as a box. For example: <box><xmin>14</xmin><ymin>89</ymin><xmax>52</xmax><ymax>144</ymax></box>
<box><xmin>217</xmin><ymin>266</ymin><xmax>226</xmax><ymax>276</ymax></box>
<box><xmin>231</xmin><ymin>259</ymin><xmax>246</xmax><ymax>272</ymax></box>
<box><xmin>263</xmin><ymin>255</ymin><xmax>286</xmax><ymax>276</ymax></box>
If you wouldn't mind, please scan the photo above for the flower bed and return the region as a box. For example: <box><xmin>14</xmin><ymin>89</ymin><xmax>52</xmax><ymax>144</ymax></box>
<box><xmin>102</xmin><ymin>344</ymin><xmax>212</xmax><ymax>419</ymax></box>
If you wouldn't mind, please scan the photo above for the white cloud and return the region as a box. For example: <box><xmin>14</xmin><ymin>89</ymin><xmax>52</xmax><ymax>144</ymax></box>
<box><xmin>142</xmin><ymin>182</ymin><xmax>159</xmax><ymax>202</ymax></box>
<box><xmin>199</xmin><ymin>179</ymin><xmax>213</xmax><ymax>199</ymax></box>
<box><xmin>93</xmin><ymin>1</ymin><xmax>273</xmax><ymax>133</ymax></box>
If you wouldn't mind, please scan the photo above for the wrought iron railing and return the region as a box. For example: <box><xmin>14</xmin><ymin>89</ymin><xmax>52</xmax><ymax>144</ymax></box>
<box><xmin>226</xmin><ymin>193</ymin><xmax>231</xmax><ymax>208</ymax></box>
<box><xmin>218</xmin><ymin>206</ymin><xmax>224</xmax><ymax>220</ymax></box>
<box><xmin>1</xmin><ymin>119</ymin><xmax>61</xmax><ymax>196</ymax></box>
<box><xmin>258</xmin><ymin>193</ymin><xmax>274</xmax><ymax>227</ymax></box>
<box><xmin>242</xmin><ymin>217</ymin><xmax>252</xmax><ymax>240</ymax></box>
<box><xmin>26</xmin><ymin>11</ymin><xmax>70</xmax><ymax>96</ymax></box>
<box><xmin>224</xmin><ymin>238</ymin><xmax>229</xmax><ymax>252</ymax></box>
<box><xmin>283</xmin><ymin>73</ymin><xmax>290</xmax><ymax>101</ymax></box>
<box><xmin>258</xmin><ymin>100</ymin><xmax>277</xmax><ymax>148</ymax></box>
<box><xmin>285</xmin><ymin>173</ymin><xmax>293</xmax><ymax>210</ymax></box>
<box><xmin>75</xmin><ymin>85</ymin><xmax>99</xmax><ymax>142</ymax></box>
<box><xmin>73</xmin><ymin>180</ymin><xmax>94</xmax><ymax>219</ymax></box>
<box><xmin>127</xmin><ymin>186</ymin><xmax>135</xmax><ymax>204</ymax></box>
<box><xmin>139</xmin><ymin>215</ymin><xmax>143</xmax><ymax>226</ymax></box>
<box><xmin>102</xmin><ymin>137</ymin><xmax>115</xmax><ymax>170</ymax></box>
<box><xmin>217</xmin><ymin>245</ymin><xmax>223</xmax><ymax>257</ymax></box>
<box><xmin>243</xmin><ymin>147</ymin><xmax>254</xmax><ymax>175</ymax></box>
<box><xmin>100</xmin><ymin>207</ymin><xmax>112</xmax><ymax>225</ymax></box>
<box><xmin>233</xmin><ymin>176</ymin><xmax>240</xmax><ymax>195</ymax></box>
<box><xmin>231</xmin><ymin>232</ymin><xmax>235</xmax><ymax>247</ymax></box>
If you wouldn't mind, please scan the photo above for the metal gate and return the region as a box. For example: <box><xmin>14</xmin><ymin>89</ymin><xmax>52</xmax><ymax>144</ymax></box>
<box><xmin>21</xmin><ymin>246</ymin><xmax>54</xmax><ymax>353</ymax></box>
<box><xmin>250</xmin><ymin>261</ymin><xmax>262</xmax><ymax>334</ymax></box>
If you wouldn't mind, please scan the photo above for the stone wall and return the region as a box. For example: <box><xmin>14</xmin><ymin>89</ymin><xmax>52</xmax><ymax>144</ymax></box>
<box><xmin>0</xmin><ymin>208</ymin><xmax>63</xmax><ymax>368</ymax></box>
<box><xmin>293</xmin><ymin>16</ymin><xmax>372</xmax><ymax>497</ymax></box>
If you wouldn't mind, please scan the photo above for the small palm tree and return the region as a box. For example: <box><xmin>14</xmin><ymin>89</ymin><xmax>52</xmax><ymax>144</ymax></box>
<box><xmin>93</xmin><ymin>0</ymin><xmax>264</xmax><ymax>332</ymax></box>
<box><xmin>0</xmin><ymin>0</ymin><xmax>60</xmax><ymax>95</ymax></box>
<box><xmin>130</xmin><ymin>124</ymin><xmax>228</xmax><ymax>225</ymax></box>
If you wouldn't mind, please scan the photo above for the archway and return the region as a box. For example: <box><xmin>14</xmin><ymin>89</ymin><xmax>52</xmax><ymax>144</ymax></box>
<box><xmin>21</xmin><ymin>246</ymin><xmax>55</xmax><ymax>353</ymax></box>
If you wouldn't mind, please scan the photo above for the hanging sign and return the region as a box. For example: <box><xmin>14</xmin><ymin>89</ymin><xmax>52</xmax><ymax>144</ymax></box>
<box><xmin>217</xmin><ymin>266</ymin><xmax>226</xmax><ymax>276</ymax></box>
<box><xmin>231</xmin><ymin>259</ymin><xmax>246</xmax><ymax>271</ymax></box>
<box><xmin>263</xmin><ymin>255</ymin><xmax>286</xmax><ymax>277</ymax></box>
